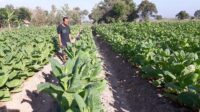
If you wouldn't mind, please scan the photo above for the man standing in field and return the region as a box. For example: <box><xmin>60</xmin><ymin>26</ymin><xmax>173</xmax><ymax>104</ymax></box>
<box><xmin>57</xmin><ymin>17</ymin><xmax>72</xmax><ymax>63</ymax></box>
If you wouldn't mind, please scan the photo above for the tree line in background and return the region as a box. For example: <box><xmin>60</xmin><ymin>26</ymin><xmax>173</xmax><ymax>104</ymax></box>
<box><xmin>0</xmin><ymin>4</ymin><xmax>88</xmax><ymax>29</ymax></box>
<box><xmin>1</xmin><ymin>0</ymin><xmax>200</xmax><ymax>28</ymax></box>
<box><xmin>89</xmin><ymin>0</ymin><xmax>200</xmax><ymax>23</ymax></box>
<box><xmin>176</xmin><ymin>10</ymin><xmax>200</xmax><ymax>20</ymax></box>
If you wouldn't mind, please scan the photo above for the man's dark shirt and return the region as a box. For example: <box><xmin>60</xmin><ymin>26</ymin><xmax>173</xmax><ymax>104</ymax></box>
<box><xmin>57</xmin><ymin>24</ymin><xmax>71</xmax><ymax>47</ymax></box>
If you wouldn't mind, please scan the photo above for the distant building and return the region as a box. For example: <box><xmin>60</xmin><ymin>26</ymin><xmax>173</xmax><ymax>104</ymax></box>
<box><xmin>23</xmin><ymin>20</ymin><xmax>30</xmax><ymax>27</ymax></box>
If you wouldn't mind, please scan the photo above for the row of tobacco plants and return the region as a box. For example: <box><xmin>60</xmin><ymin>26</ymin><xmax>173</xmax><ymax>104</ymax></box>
<box><xmin>37</xmin><ymin>26</ymin><xmax>106</xmax><ymax>112</ymax></box>
<box><xmin>94</xmin><ymin>21</ymin><xmax>200</xmax><ymax>110</ymax></box>
<box><xmin>0</xmin><ymin>27</ymin><xmax>55</xmax><ymax>101</ymax></box>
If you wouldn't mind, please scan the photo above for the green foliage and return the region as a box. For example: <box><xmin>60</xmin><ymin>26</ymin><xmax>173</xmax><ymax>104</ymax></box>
<box><xmin>15</xmin><ymin>7</ymin><xmax>31</xmax><ymax>21</ymax></box>
<box><xmin>137</xmin><ymin>0</ymin><xmax>158</xmax><ymax>20</ymax></box>
<box><xmin>176</xmin><ymin>11</ymin><xmax>190</xmax><ymax>20</ymax></box>
<box><xmin>194</xmin><ymin>10</ymin><xmax>200</xmax><ymax>19</ymax></box>
<box><xmin>89</xmin><ymin>0</ymin><xmax>137</xmax><ymax>23</ymax></box>
<box><xmin>0</xmin><ymin>5</ymin><xmax>31</xmax><ymax>28</ymax></box>
<box><xmin>155</xmin><ymin>15</ymin><xmax>162</xmax><ymax>20</ymax></box>
<box><xmin>95</xmin><ymin>21</ymin><xmax>200</xmax><ymax>109</ymax></box>
<box><xmin>112</xmin><ymin>3</ymin><xmax>125</xmax><ymax>20</ymax></box>
<box><xmin>0</xmin><ymin>72</ymin><xmax>9</xmax><ymax>88</ymax></box>
<box><xmin>0</xmin><ymin>25</ymin><xmax>83</xmax><ymax>101</ymax></box>
<box><xmin>38</xmin><ymin>26</ymin><xmax>106</xmax><ymax>112</ymax></box>
<box><xmin>177</xmin><ymin>92</ymin><xmax>200</xmax><ymax>108</ymax></box>
<box><xmin>0</xmin><ymin>8</ymin><xmax>7</xmax><ymax>24</ymax></box>
<box><xmin>0</xmin><ymin>26</ymin><xmax>55</xmax><ymax>101</ymax></box>
<box><xmin>56</xmin><ymin>4</ymin><xmax>88</xmax><ymax>25</ymax></box>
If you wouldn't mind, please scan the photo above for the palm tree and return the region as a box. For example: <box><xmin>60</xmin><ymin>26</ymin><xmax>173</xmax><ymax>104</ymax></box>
<box><xmin>5</xmin><ymin>9</ymin><xmax>15</xmax><ymax>30</ymax></box>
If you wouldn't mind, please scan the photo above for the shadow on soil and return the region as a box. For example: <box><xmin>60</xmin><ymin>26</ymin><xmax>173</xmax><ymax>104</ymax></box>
<box><xmin>0</xmin><ymin>106</ymin><xmax>19</xmax><ymax>112</ymax></box>
<box><xmin>21</xmin><ymin>90</ymin><xmax>58</xmax><ymax>112</ymax></box>
<box><xmin>20</xmin><ymin>72</ymin><xmax>60</xmax><ymax>112</ymax></box>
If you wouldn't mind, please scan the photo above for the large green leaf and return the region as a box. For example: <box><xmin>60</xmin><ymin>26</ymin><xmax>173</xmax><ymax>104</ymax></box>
<box><xmin>64</xmin><ymin>58</ymin><xmax>76</xmax><ymax>75</ymax></box>
<box><xmin>181</xmin><ymin>73</ymin><xmax>199</xmax><ymax>87</ymax></box>
<box><xmin>8</xmin><ymin>70</ymin><xmax>19</xmax><ymax>80</ymax></box>
<box><xmin>6</xmin><ymin>79</ymin><xmax>23</xmax><ymax>88</ymax></box>
<box><xmin>0</xmin><ymin>72</ymin><xmax>9</xmax><ymax>88</ymax></box>
<box><xmin>75</xmin><ymin>94</ymin><xmax>86</xmax><ymax>111</ymax></box>
<box><xmin>164</xmin><ymin>71</ymin><xmax>176</xmax><ymax>82</ymax></box>
<box><xmin>10</xmin><ymin>86</ymin><xmax>22</xmax><ymax>93</ymax></box>
<box><xmin>50</xmin><ymin>58</ymin><xmax>63</xmax><ymax>77</ymax></box>
<box><xmin>0</xmin><ymin>89</ymin><xmax>11</xmax><ymax>102</ymax></box>
<box><xmin>61</xmin><ymin>92</ymin><xmax>74</xmax><ymax>110</ymax></box>
<box><xmin>177</xmin><ymin>92</ymin><xmax>200</xmax><ymax>108</ymax></box>
<box><xmin>60</xmin><ymin>76</ymin><xmax>72</xmax><ymax>90</ymax></box>
<box><xmin>181</xmin><ymin>65</ymin><xmax>196</xmax><ymax>76</ymax></box>
<box><xmin>37</xmin><ymin>82</ymin><xmax>63</xmax><ymax>93</ymax></box>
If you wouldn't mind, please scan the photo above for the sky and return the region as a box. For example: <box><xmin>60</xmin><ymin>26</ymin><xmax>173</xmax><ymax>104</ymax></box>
<box><xmin>0</xmin><ymin>0</ymin><xmax>199</xmax><ymax>18</ymax></box>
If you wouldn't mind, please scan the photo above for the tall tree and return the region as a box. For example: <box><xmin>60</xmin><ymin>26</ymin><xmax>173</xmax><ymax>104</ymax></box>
<box><xmin>5</xmin><ymin>4</ymin><xmax>14</xmax><ymax>11</ymax></box>
<box><xmin>15</xmin><ymin>7</ymin><xmax>31</xmax><ymax>21</ymax></box>
<box><xmin>0</xmin><ymin>5</ymin><xmax>32</xmax><ymax>28</ymax></box>
<box><xmin>0</xmin><ymin>8</ymin><xmax>7</xmax><ymax>27</ymax></box>
<box><xmin>194</xmin><ymin>10</ymin><xmax>200</xmax><ymax>19</ymax></box>
<box><xmin>31</xmin><ymin>6</ymin><xmax>48</xmax><ymax>26</ymax></box>
<box><xmin>81</xmin><ymin>9</ymin><xmax>89</xmax><ymax>20</ymax></box>
<box><xmin>89</xmin><ymin>0</ymin><xmax>137</xmax><ymax>23</ymax></box>
<box><xmin>60</xmin><ymin>4</ymin><xmax>70</xmax><ymax>16</ymax></box>
<box><xmin>176</xmin><ymin>11</ymin><xmax>190</xmax><ymax>20</ymax></box>
<box><xmin>137</xmin><ymin>0</ymin><xmax>158</xmax><ymax>20</ymax></box>
<box><xmin>0</xmin><ymin>6</ymin><xmax>16</xmax><ymax>28</ymax></box>
<box><xmin>57</xmin><ymin>4</ymin><xmax>88</xmax><ymax>25</ymax></box>
<box><xmin>89</xmin><ymin>2</ymin><xmax>107</xmax><ymax>23</ymax></box>
<box><xmin>110</xmin><ymin>0</ymin><xmax>136</xmax><ymax>22</ymax></box>
<box><xmin>5</xmin><ymin>9</ymin><xmax>16</xmax><ymax>29</ymax></box>
<box><xmin>47</xmin><ymin>5</ymin><xmax>58</xmax><ymax>25</ymax></box>
<box><xmin>155</xmin><ymin>15</ymin><xmax>162</xmax><ymax>20</ymax></box>
<box><xmin>68</xmin><ymin>7</ymin><xmax>88</xmax><ymax>24</ymax></box>
<box><xmin>69</xmin><ymin>7</ymin><xmax>82</xmax><ymax>24</ymax></box>
<box><xmin>1</xmin><ymin>5</ymin><xmax>16</xmax><ymax>29</ymax></box>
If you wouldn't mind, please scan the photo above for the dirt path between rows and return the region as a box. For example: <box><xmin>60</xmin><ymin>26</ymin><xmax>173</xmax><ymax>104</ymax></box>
<box><xmin>94</xmin><ymin>36</ymin><xmax>191</xmax><ymax>112</ymax></box>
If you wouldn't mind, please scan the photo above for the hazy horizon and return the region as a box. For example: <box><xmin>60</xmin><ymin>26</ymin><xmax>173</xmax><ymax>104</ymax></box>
<box><xmin>0</xmin><ymin>0</ymin><xmax>199</xmax><ymax>18</ymax></box>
